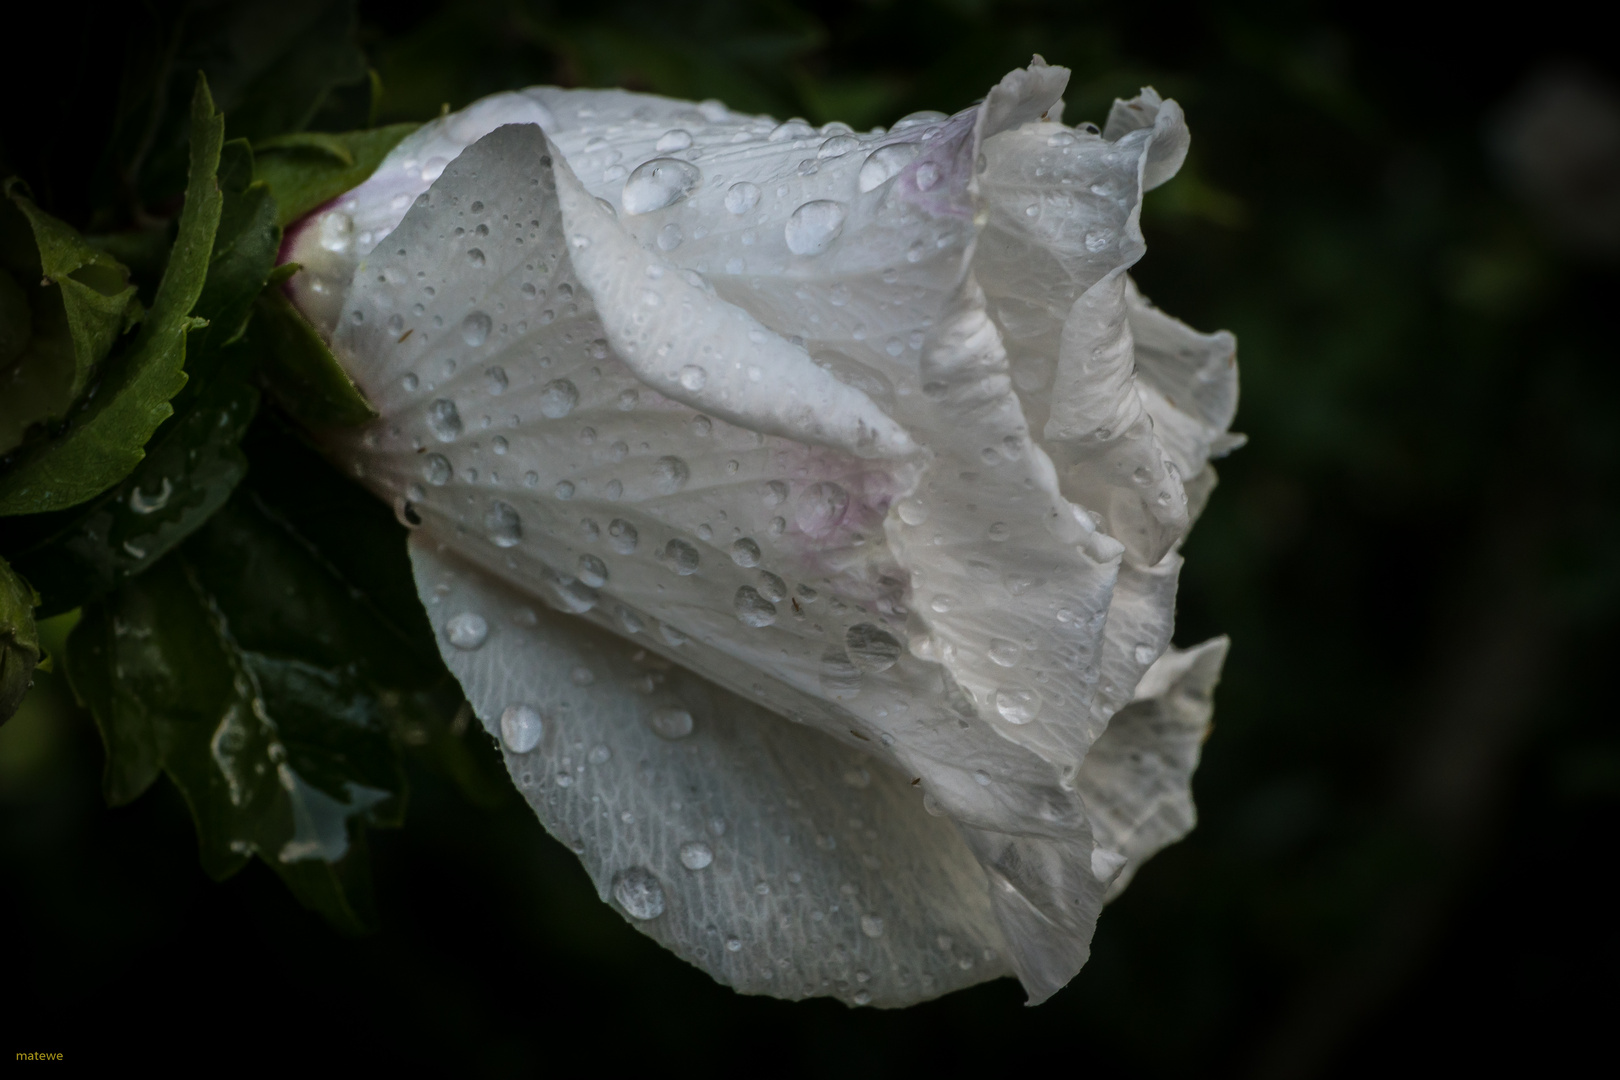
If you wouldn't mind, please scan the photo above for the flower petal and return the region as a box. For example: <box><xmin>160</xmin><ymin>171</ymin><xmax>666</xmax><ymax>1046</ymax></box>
<box><xmin>412</xmin><ymin>538</ymin><xmax>1012</xmax><ymax>1006</ymax></box>
<box><xmin>1074</xmin><ymin>637</ymin><xmax>1227</xmax><ymax>899</ymax></box>
<box><xmin>283</xmin><ymin>92</ymin><xmax>558</xmax><ymax>339</ymax></box>
<box><xmin>1124</xmin><ymin>276</ymin><xmax>1241</xmax><ymax>505</ymax></box>
<box><xmin>547</xmin><ymin>137</ymin><xmax>916</xmax><ymax>460</ymax></box>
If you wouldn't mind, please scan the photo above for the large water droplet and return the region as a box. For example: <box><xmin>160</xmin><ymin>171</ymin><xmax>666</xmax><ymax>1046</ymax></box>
<box><xmin>608</xmin><ymin>519</ymin><xmax>639</xmax><ymax>554</ymax></box>
<box><xmin>754</xmin><ymin>569</ymin><xmax>787</xmax><ymax>605</ymax></box>
<box><xmin>1133</xmin><ymin>642</ymin><xmax>1156</xmax><ymax>665</ymax></box>
<box><xmin>648</xmin><ymin>707</ymin><xmax>694</xmax><ymax>740</ymax></box>
<box><xmin>662</xmin><ymin>539</ymin><xmax>701</xmax><ymax>575</ymax></box>
<box><xmin>128</xmin><ymin>477</ymin><xmax>173</xmax><ymax>514</ymax></box>
<box><xmin>485</xmin><ymin>501</ymin><xmax>522</xmax><ymax>547</ymax></box>
<box><xmin>724</xmin><ymin>181</ymin><xmax>761</xmax><ymax>214</ymax></box>
<box><xmin>679</xmin><ymin>841</ymin><xmax>713</xmax><ymax>870</ymax></box>
<box><xmin>994</xmin><ymin>686</ymin><xmax>1040</xmax><ymax>724</ymax></box>
<box><xmin>988</xmin><ymin>638</ymin><xmax>1021</xmax><ymax>667</ymax></box>
<box><xmin>461</xmin><ymin>311</ymin><xmax>491</xmax><ymax>346</ymax></box>
<box><xmin>794</xmin><ymin>482</ymin><xmax>849</xmax><ymax>534</ymax></box>
<box><xmin>577</xmin><ymin>554</ymin><xmax>609</xmax><ymax>587</ymax></box>
<box><xmin>818</xmin><ymin>134</ymin><xmax>860</xmax><ymax>158</ymax></box>
<box><xmin>622</xmin><ymin>158</ymin><xmax>702</xmax><ymax>215</ymax></box>
<box><xmin>446</xmin><ymin>612</ymin><xmax>489</xmax><ymax>650</ymax></box>
<box><xmin>428</xmin><ymin>399</ymin><xmax>463</xmax><ymax>442</ymax></box>
<box><xmin>730</xmin><ymin>537</ymin><xmax>761</xmax><ymax>567</ymax></box>
<box><xmin>423</xmin><ymin>454</ymin><xmax>453</xmax><ymax>485</ymax></box>
<box><xmin>819</xmin><ymin>647</ymin><xmax>862</xmax><ymax>699</ymax></box>
<box><xmin>734</xmin><ymin>586</ymin><xmax>777</xmax><ymax>627</ymax></box>
<box><xmin>784</xmin><ymin>200</ymin><xmax>846</xmax><ymax>256</ymax></box>
<box><xmin>655</xmin><ymin>456</ymin><xmax>690</xmax><ymax>493</ymax></box>
<box><xmin>679</xmin><ymin>365</ymin><xmax>707</xmax><ymax>391</ymax></box>
<box><xmin>846</xmin><ymin>624</ymin><xmax>902</xmax><ymax>672</ymax></box>
<box><xmin>500</xmin><ymin>704</ymin><xmax>544</xmax><ymax>752</ymax></box>
<box><xmin>656</xmin><ymin>128</ymin><xmax>694</xmax><ymax>151</ymax></box>
<box><xmin>895</xmin><ymin>497</ymin><xmax>928</xmax><ymax>525</ymax></box>
<box><xmin>612</xmin><ymin>866</ymin><xmax>666</xmax><ymax>919</ymax></box>
<box><xmin>539</xmin><ymin>379</ymin><xmax>579</xmax><ymax>418</ymax></box>
<box><xmin>858</xmin><ymin>143</ymin><xmax>919</xmax><ymax>193</ymax></box>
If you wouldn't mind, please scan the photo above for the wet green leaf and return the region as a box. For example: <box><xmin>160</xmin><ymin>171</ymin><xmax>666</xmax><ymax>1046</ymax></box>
<box><xmin>65</xmin><ymin>543</ymin><xmax>405</xmax><ymax>931</ymax></box>
<box><xmin>249</xmin><ymin>287</ymin><xmax>377</xmax><ymax>427</ymax></box>
<box><xmin>3</xmin><ymin>181</ymin><xmax>142</xmax><ymax>395</ymax></box>
<box><xmin>0</xmin><ymin>131</ymin><xmax>281</xmax><ymax>613</ymax></box>
<box><xmin>0</xmin><ymin>76</ymin><xmax>225</xmax><ymax>515</ymax></box>
<box><xmin>254</xmin><ymin>123</ymin><xmax>417</xmax><ymax>227</ymax></box>
<box><xmin>0</xmin><ymin>369</ymin><xmax>258</xmax><ymax>617</ymax></box>
<box><xmin>0</xmin><ymin>187</ymin><xmax>144</xmax><ymax>457</ymax></box>
<box><xmin>0</xmin><ymin>553</ymin><xmax>40</xmax><ymax>724</ymax></box>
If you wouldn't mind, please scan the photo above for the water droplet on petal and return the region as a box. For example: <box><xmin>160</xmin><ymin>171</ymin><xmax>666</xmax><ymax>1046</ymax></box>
<box><xmin>608</xmin><ymin>519</ymin><xmax>639</xmax><ymax>553</ymax></box>
<box><xmin>724</xmin><ymin>181</ymin><xmax>761</xmax><ymax>214</ymax></box>
<box><xmin>656</xmin><ymin>128</ymin><xmax>694</xmax><ymax>151</ymax></box>
<box><xmin>994</xmin><ymin>686</ymin><xmax>1040</xmax><ymax>724</ymax></box>
<box><xmin>612</xmin><ymin>867</ymin><xmax>666</xmax><ymax>919</ymax></box>
<box><xmin>730</xmin><ymin>538</ymin><xmax>761</xmax><ymax>567</ymax></box>
<box><xmin>784</xmin><ymin>200</ymin><xmax>846</xmax><ymax>256</ymax></box>
<box><xmin>914</xmin><ymin>162</ymin><xmax>942</xmax><ymax>190</ymax></box>
<box><xmin>622</xmin><ymin>158</ymin><xmax>702</xmax><ymax>214</ymax></box>
<box><xmin>648</xmin><ymin>707</ymin><xmax>694</xmax><ymax>740</ymax></box>
<box><xmin>734</xmin><ymin>586</ymin><xmax>777</xmax><ymax>627</ymax></box>
<box><xmin>679</xmin><ymin>365</ymin><xmax>707</xmax><ymax>391</ymax></box>
<box><xmin>987</xmin><ymin>521</ymin><xmax>1011</xmax><ymax>542</ymax></box>
<box><xmin>679</xmin><ymin>841</ymin><xmax>714</xmax><ymax>870</ymax></box>
<box><xmin>577</xmin><ymin>555</ymin><xmax>609</xmax><ymax>587</ymax></box>
<box><xmin>539</xmin><ymin>379</ymin><xmax>579</xmax><ymax>418</ymax></box>
<box><xmin>1133</xmin><ymin>642</ymin><xmax>1157</xmax><ymax>665</ymax></box>
<box><xmin>896</xmin><ymin>497</ymin><xmax>929</xmax><ymax>525</ymax></box>
<box><xmin>662</xmin><ymin>539</ymin><xmax>701</xmax><ymax>575</ymax></box>
<box><xmin>858</xmin><ymin>143</ymin><xmax>919</xmax><ymax>193</ymax></box>
<box><xmin>500</xmin><ymin>704</ymin><xmax>544</xmax><ymax>752</ymax></box>
<box><xmin>988</xmin><ymin>638</ymin><xmax>1021</xmax><ymax>667</ymax></box>
<box><xmin>485</xmin><ymin>501</ymin><xmax>522</xmax><ymax>547</ymax></box>
<box><xmin>655</xmin><ymin>456</ymin><xmax>690</xmax><ymax>493</ymax></box>
<box><xmin>860</xmin><ymin>914</ymin><xmax>885</xmax><ymax>938</ymax></box>
<box><xmin>846</xmin><ymin>624</ymin><xmax>902</xmax><ymax>672</ymax></box>
<box><xmin>424</xmin><ymin>454</ymin><xmax>452</xmax><ymax>485</ymax></box>
<box><xmin>818</xmin><ymin>134</ymin><xmax>859</xmax><ymax>158</ymax></box>
<box><xmin>446</xmin><ymin>612</ymin><xmax>489</xmax><ymax>650</ymax></box>
<box><xmin>461</xmin><ymin>311</ymin><xmax>491</xmax><ymax>346</ymax></box>
<box><xmin>428</xmin><ymin>399</ymin><xmax>463</xmax><ymax>442</ymax></box>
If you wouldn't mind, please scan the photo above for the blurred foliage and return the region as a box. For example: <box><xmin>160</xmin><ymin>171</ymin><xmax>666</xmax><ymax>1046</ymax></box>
<box><xmin>1</xmin><ymin>0</ymin><xmax>1616</xmax><ymax>1075</ymax></box>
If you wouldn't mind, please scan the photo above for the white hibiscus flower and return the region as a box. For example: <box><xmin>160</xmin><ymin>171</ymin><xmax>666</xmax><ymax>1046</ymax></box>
<box><xmin>282</xmin><ymin>56</ymin><xmax>1239</xmax><ymax>1007</ymax></box>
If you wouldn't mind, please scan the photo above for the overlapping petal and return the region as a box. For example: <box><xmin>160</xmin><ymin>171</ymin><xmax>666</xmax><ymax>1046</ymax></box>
<box><xmin>305</xmin><ymin>59</ymin><xmax>1239</xmax><ymax>1007</ymax></box>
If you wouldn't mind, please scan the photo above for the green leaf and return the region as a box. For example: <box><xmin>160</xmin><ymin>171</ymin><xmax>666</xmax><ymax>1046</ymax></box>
<box><xmin>0</xmin><ymin>187</ymin><xmax>144</xmax><ymax>457</ymax></box>
<box><xmin>0</xmin><ymin>136</ymin><xmax>281</xmax><ymax>614</ymax></box>
<box><xmin>0</xmin><ymin>367</ymin><xmax>258</xmax><ymax>616</ymax></box>
<box><xmin>0</xmin><ymin>76</ymin><xmax>225</xmax><ymax>515</ymax></box>
<box><xmin>0</xmin><ymin>553</ymin><xmax>41</xmax><ymax>724</ymax></box>
<box><xmin>248</xmin><ymin>287</ymin><xmax>377</xmax><ymax>427</ymax></box>
<box><xmin>64</xmin><ymin>543</ymin><xmax>405</xmax><ymax>930</ymax></box>
<box><xmin>3</xmin><ymin>180</ymin><xmax>142</xmax><ymax>398</ymax></box>
<box><xmin>253</xmin><ymin>123</ymin><xmax>417</xmax><ymax>227</ymax></box>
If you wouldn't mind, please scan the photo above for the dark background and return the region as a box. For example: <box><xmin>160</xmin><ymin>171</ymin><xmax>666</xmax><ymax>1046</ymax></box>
<box><xmin>3</xmin><ymin>1</ymin><xmax>1617</xmax><ymax>1074</ymax></box>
